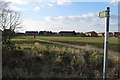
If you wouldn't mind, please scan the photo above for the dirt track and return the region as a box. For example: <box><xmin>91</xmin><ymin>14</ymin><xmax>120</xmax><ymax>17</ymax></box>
<box><xmin>35</xmin><ymin>39</ymin><xmax>119</xmax><ymax>56</ymax></box>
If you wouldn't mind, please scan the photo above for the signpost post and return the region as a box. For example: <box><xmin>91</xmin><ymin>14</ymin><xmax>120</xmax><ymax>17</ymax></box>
<box><xmin>103</xmin><ymin>7</ymin><xmax>110</xmax><ymax>80</ymax></box>
<box><xmin>98</xmin><ymin>7</ymin><xmax>110</xmax><ymax>80</ymax></box>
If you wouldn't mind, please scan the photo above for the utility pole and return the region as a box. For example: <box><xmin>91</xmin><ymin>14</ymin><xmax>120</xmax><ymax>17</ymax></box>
<box><xmin>103</xmin><ymin>7</ymin><xmax>110</xmax><ymax>80</ymax></box>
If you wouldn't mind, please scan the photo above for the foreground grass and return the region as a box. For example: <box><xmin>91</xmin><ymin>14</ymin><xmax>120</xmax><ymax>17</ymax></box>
<box><xmin>2</xmin><ymin>38</ymin><xmax>119</xmax><ymax>78</ymax></box>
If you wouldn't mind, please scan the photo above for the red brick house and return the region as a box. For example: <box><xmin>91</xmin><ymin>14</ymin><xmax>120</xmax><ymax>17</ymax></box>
<box><xmin>98</xmin><ymin>33</ymin><xmax>104</xmax><ymax>37</ymax></box>
<box><xmin>109</xmin><ymin>32</ymin><xmax>114</xmax><ymax>37</ymax></box>
<box><xmin>59</xmin><ymin>31</ymin><xmax>76</xmax><ymax>36</ymax></box>
<box><xmin>85</xmin><ymin>31</ymin><xmax>98</xmax><ymax>37</ymax></box>
<box><xmin>112</xmin><ymin>32</ymin><xmax>120</xmax><ymax>37</ymax></box>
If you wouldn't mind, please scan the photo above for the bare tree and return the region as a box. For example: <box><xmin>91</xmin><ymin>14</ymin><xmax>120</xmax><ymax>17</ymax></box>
<box><xmin>0</xmin><ymin>1</ymin><xmax>21</xmax><ymax>31</ymax></box>
<box><xmin>0</xmin><ymin>1</ymin><xmax>22</xmax><ymax>42</ymax></box>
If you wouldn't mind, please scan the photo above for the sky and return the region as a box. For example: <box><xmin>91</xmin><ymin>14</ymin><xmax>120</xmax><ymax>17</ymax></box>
<box><xmin>3</xmin><ymin>0</ymin><xmax>119</xmax><ymax>33</ymax></box>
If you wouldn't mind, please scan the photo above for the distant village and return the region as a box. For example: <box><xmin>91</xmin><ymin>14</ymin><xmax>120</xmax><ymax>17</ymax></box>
<box><xmin>16</xmin><ymin>30</ymin><xmax>120</xmax><ymax>37</ymax></box>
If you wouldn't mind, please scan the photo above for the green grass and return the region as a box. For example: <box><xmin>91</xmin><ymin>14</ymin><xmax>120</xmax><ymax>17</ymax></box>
<box><xmin>36</xmin><ymin>37</ymin><xmax>119</xmax><ymax>52</ymax></box>
<box><xmin>12</xmin><ymin>36</ymin><xmax>119</xmax><ymax>52</ymax></box>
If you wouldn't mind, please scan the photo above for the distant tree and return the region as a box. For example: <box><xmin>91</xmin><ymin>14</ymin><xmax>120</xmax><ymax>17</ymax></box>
<box><xmin>0</xmin><ymin>1</ymin><xmax>21</xmax><ymax>42</ymax></box>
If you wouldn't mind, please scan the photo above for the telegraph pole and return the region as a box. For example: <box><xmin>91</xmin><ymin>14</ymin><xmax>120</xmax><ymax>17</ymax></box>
<box><xmin>103</xmin><ymin>7</ymin><xmax>110</xmax><ymax>80</ymax></box>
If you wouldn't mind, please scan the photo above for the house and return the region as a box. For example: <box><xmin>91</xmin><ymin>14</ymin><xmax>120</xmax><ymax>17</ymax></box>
<box><xmin>85</xmin><ymin>31</ymin><xmax>98</xmax><ymax>37</ymax></box>
<box><xmin>76</xmin><ymin>32</ymin><xmax>86</xmax><ymax>37</ymax></box>
<box><xmin>112</xmin><ymin>32</ymin><xmax>120</xmax><ymax>37</ymax></box>
<box><xmin>39</xmin><ymin>31</ymin><xmax>46</xmax><ymax>35</ymax></box>
<box><xmin>25</xmin><ymin>31</ymin><xmax>38</xmax><ymax>36</ymax></box>
<box><xmin>98</xmin><ymin>32</ymin><xmax>120</xmax><ymax>37</ymax></box>
<box><xmin>59</xmin><ymin>31</ymin><xmax>76</xmax><ymax>36</ymax></box>
<box><xmin>39</xmin><ymin>31</ymin><xmax>53</xmax><ymax>36</ymax></box>
<box><xmin>98</xmin><ymin>33</ymin><xmax>104</xmax><ymax>37</ymax></box>
<box><xmin>109</xmin><ymin>32</ymin><xmax>114</xmax><ymax>37</ymax></box>
<box><xmin>45</xmin><ymin>31</ymin><xmax>53</xmax><ymax>36</ymax></box>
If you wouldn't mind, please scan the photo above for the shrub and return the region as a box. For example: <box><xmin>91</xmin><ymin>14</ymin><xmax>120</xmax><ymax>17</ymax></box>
<box><xmin>2</xmin><ymin>41</ymin><xmax>119</xmax><ymax>78</ymax></box>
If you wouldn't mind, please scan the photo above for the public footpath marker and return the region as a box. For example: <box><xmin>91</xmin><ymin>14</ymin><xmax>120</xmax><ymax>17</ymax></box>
<box><xmin>98</xmin><ymin>7</ymin><xmax>110</xmax><ymax>80</ymax></box>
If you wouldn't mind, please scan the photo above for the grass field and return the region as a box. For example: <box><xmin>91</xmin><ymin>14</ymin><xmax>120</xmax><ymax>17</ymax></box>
<box><xmin>37</xmin><ymin>37</ymin><xmax>119</xmax><ymax>52</ymax></box>
<box><xmin>13</xmin><ymin>36</ymin><xmax>119</xmax><ymax>52</ymax></box>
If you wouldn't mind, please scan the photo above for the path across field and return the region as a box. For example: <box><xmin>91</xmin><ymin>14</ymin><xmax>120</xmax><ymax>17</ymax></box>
<box><xmin>35</xmin><ymin>39</ymin><xmax>118</xmax><ymax>57</ymax></box>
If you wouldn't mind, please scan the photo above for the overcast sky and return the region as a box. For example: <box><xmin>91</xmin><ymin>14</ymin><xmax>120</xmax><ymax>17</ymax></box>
<box><xmin>4</xmin><ymin>0</ymin><xmax>119</xmax><ymax>33</ymax></box>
